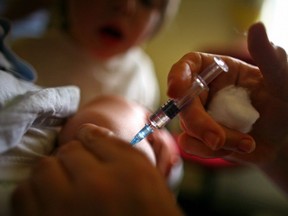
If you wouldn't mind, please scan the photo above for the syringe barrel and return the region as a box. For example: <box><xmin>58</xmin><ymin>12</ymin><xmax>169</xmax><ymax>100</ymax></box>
<box><xmin>149</xmin><ymin>99</ymin><xmax>180</xmax><ymax>129</ymax></box>
<box><xmin>175</xmin><ymin>57</ymin><xmax>228</xmax><ymax>110</ymax></box>
<box><xmin>175</xmin><ymin>76</ymin><xmax>207</xmax><ymax>110</ymax></box>
<box><xmin>201</xmin><ymin>57</ymin><xmax>229</xmax><ymax>84</ymax></box>
<box><xmin>149</xmin><ymin>77</ymin><xmax>207</xmax><ymax>129</ymax></box>
<box><xmin>149</xmin><ymin>57</ymin><xmax>228</xmax><ymax>130</ymax></box>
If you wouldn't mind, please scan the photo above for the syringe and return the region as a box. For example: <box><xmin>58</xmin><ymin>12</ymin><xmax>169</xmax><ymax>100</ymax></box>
<box><xmin>130</xmin><ymin>57</ymin><xmax>229</xmax><ymax>145</ymax></box>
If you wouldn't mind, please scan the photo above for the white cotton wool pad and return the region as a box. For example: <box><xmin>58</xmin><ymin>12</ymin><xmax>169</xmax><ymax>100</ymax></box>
<box><xmin>207</xmin><ymin>85</ymin><xmax>260</xmax><ymax>133</ymax></box>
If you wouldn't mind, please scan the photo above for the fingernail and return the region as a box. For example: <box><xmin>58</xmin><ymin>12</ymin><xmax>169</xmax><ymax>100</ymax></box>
<box><xmin>238</xmin><ymin>138</ymin><xmax>255</xmax><ymax>153</ymax></box>
<box><xmin>77</xmin><ymin>124</ymin><xmax>113</xmax><ymax>141</ymax></box>
<box><xmin>76</xmin><ymin>123</ymin><xmax>94</xmax><ymax>139</ymax></box>
<box><xmin>204</xmin><ymin>131</ymin><xmax>220</xmax><ymax>150</ymax></box>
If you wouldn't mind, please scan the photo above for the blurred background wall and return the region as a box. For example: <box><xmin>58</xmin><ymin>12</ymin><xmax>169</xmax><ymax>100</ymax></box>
<box><xmin>144</xmin><ymin>0</ymin><xmax>284</xmax><ymax>104</ymax></box>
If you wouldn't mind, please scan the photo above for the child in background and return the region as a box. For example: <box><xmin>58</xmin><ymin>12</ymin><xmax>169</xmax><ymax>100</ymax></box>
<box><xmin>11</xmin><ymin>0</ymin><xmax>181</xmax><ymax>109</ymax></box>
<box><xmin>0</xmin><ymin>18</ymin><xmax>182</xmax><ymax>215</ymax></box>
<box><xmin>11</xmin><ymin>23</ymin><xmax>288</xmax><ymax>214</ymax></box>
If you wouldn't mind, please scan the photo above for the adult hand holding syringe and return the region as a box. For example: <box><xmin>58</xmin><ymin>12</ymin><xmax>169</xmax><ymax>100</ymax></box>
<box><xmin>131</xmin><ymin>56</ymin><xmax>229</xmax><ymax>145</ymax></box>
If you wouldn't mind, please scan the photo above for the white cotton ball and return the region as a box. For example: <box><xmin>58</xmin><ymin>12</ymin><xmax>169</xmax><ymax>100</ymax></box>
<box><xmin>207</xmin><ymin>85</ymin><xmax>260</xmax><ymax>133</ymax></box>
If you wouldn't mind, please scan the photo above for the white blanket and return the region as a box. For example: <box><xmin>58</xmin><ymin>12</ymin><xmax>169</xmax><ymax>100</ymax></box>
<box><xmin>0</xmin><ymin>70</ymin><xmax>80</xmax><ymax>216</ymax></box>
<box><xmin>0</xmin><ymin>18</ymin><xmax>80</xmax><ymax>216</ymax></box>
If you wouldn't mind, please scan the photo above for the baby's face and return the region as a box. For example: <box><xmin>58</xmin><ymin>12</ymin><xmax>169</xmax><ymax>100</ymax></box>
<box><xmin>65</xmin><ymin>0</ymin><xmax>166</xmax><ymax>59</ymax></box>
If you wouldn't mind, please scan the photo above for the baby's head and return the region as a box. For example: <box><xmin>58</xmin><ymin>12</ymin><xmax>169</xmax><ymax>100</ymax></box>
<box><xmin>50</xmin><ymin>0</ymin><xmax>180</xmax><ymax>59</ymax></box>
<box><xmin>59</xmin><ymin>95</ymin><xmax>156</xmax><ymax>164</ymax></box>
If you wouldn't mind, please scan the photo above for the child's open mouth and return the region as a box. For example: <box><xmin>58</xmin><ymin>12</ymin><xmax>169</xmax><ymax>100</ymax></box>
<box><xmin>99</xmin><ymin>26</ymin><xmax>124</xmax><ymax>42</ymax></box>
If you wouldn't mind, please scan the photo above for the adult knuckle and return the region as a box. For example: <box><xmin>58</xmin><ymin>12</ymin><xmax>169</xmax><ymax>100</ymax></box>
<box><xmin>57</xmin><ymin>140</ymin><xmax>82</xmax><ymax>155</ymax></box>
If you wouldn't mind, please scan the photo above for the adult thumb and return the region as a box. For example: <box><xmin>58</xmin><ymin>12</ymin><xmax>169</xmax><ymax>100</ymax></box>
<box><xmin>248</xmin><ymin>22</ymin><xmax>288</xmax><ymax>100</ymax></box>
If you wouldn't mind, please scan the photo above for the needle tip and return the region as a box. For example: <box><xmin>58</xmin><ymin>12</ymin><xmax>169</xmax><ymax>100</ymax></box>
<box><xmin>130</xmin><ymin>124</ymin><xmax>154</xmax><ymax>145</ymax></box>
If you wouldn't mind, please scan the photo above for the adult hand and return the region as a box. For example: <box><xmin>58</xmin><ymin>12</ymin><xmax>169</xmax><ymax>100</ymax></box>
<box><xmin>167</xmin><ymin>23</ymin><xmax>288</xmax><ymax>166</ymax></box>
<box><xmin>12</xmin><ymin>124</ymin><xmax>183</xmax><ymax>216</ymax></box>
<box><xmin>59</xmin><ymin>95</ymin><xmax>181</xmax><ymax>180</ymax></box>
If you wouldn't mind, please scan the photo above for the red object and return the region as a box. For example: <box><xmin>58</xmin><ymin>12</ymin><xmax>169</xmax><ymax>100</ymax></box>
<box><xmin>179</xmin><ymin>147</ymin><xmax>236</xmax><ymax>168</ymax></box>
<box><xmin>173</xmin><ymin>134</ymin><xmax>237</xmax><ymax>168</ymax></box>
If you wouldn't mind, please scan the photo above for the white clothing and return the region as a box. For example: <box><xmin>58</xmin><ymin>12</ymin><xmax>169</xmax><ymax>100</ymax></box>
<box><xmin>0</xmin><ymin>76</ymin><xmax>79</xmax><ymax>216</ymax></box>
<box><xmin>12</xmin><ymin>28</ymin><xmax>160</xmax><ymax>110</ymax></box>
<box><xmin>0</xmin><ymin>19</ymin><xmax>80</xmax><ymax>216</ymax></box>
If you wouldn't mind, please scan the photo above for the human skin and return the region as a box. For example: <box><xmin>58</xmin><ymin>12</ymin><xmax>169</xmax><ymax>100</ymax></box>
<box><xmin>10</xmin><ymin>95</ymin><xmax>182</xmax><ymax>215</ymax></box>
<box><xmin>12</xmin><ymin>124</ymin><xmax>183</xmax><ymax>216</ymax></box>
<box><xmin>65</xmin><ymin>0</ymin><xmax>168</xmax><ymax>60</ymax></box>
<box><xmin>59</xmin><ymin>95</ymin><xmax>180</xmax><ymax>177</ymax></box>
<box><xmin>167</xmin><ymin>22</ymin><xmax>288</xmax><ymax>193</ymax></box>
<box><xmin>11</xmin><ymin>0</ymin><xmax>181</xmax><ymax>108</ymax></box>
